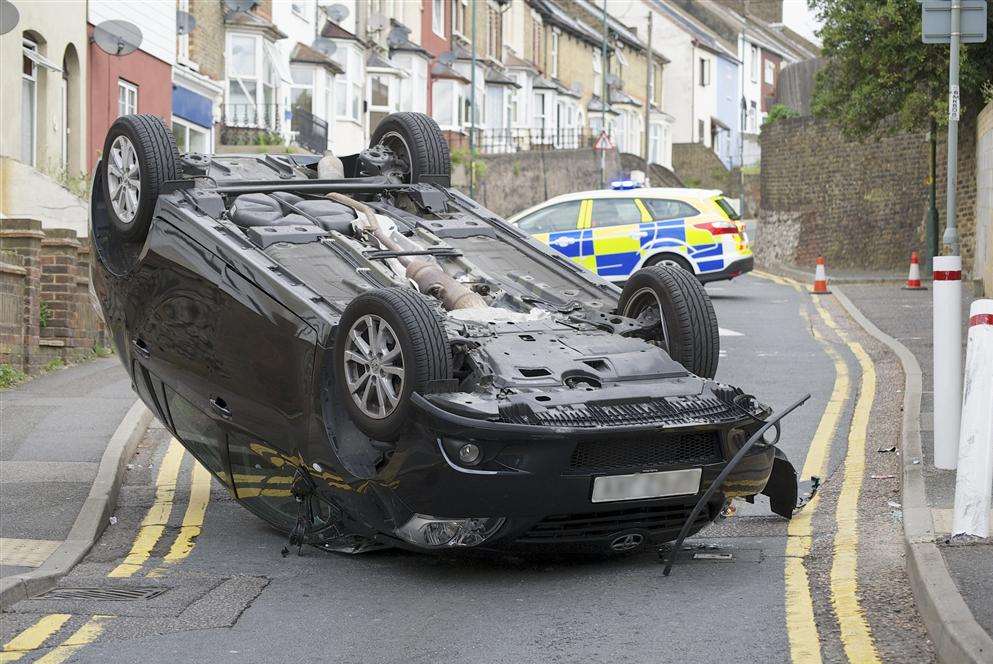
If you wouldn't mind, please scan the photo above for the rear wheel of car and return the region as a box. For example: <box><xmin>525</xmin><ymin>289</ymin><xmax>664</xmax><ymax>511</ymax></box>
<box><xmin>369</xmin><ymin>112</ymin><xmax>451</xmax><ymax>186</ymax></box>
<box><xmin>617</xmin><ymin>265</ymin><xmax>720</xmax><ymax>378</ymax></box>
<box><xmin>334</xmin><ymin>288</ymin><xmax>452</xmax><ymax>441</ymax></box>
<box><xmin>100</xmin><ymin>114</ymin><xmax>180</xmax><ymax>243</ymax></box>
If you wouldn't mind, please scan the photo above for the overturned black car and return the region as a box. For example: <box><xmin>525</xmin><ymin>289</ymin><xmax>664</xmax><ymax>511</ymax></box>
<box><xmin>91</xmin><ymin>113</ymin><xmax>804</xmax><ymax>556</ymax></box>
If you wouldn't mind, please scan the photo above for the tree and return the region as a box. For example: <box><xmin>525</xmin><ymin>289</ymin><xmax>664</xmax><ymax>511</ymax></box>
<box><xmin>811</xmin><ymin>0</ymin><xmax>993</xmax><ymax>138</ymax></box>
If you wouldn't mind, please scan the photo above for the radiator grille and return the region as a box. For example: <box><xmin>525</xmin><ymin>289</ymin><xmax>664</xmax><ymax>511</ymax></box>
<box><xmin>569</xmin><ymin>431</ymin><xmax>722</xmax><ymax>472</ymax></box>
<box><xmin>499</xmin><ymin>396</ymin><xmax>741</xmax><ymax>428</ymax></box>
<box><xmin>517</xmin><ymin>504</ymin><xmax>712</xmax><ymax>544</ymax></box>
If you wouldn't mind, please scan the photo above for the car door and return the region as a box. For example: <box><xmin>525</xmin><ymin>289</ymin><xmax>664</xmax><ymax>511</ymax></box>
<box><xmin>639</xmin><ymin>197</ymin><xmax>705</xmax><ymax>267</ymax></box>
<box><xmin>587</xmin><ymin>197</ymin><xmax>648</xmax><ymax>278</ymax></box>
<box><xmin>515</xmin><ymin>200</ymin><xmax>585</xmax><ymax>266</ymax></box>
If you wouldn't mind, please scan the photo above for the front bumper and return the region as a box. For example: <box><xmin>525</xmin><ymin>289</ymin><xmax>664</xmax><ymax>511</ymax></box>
<box><xmin>351</xmin><ymin>395</ymin><xmax>792</xmax><ymax>553</ymax></box>
<box><xmin>699</xmin><ymin>255</ymin><xmax>754</xmax><ymax>284</ymax></box>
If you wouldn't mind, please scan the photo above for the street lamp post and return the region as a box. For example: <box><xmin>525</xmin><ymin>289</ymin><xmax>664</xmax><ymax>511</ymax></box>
<box><xmin>942</xmin><ymin>0</ymin><xmax>962</xmax><ymax>254</ymax></box>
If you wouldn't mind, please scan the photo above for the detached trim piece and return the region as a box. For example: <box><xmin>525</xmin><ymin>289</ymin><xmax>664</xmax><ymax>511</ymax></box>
<box><xmin>833</xmin><ymin>287</ymin><xmax>993</xmax><ymax>664</ymax></box>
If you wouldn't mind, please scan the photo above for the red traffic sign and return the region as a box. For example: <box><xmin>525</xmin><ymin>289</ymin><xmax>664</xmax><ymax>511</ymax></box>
<box><xmin>593</xmin><ymin>131</ymin><xmax>614</xmax><ymax>151</ymax></box>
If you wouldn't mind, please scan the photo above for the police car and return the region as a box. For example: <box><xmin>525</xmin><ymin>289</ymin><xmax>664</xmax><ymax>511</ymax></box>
<box><xmin>509</xmin><ymin>187</ymin><xmax>753</xmax><ymax>283</ymax></box>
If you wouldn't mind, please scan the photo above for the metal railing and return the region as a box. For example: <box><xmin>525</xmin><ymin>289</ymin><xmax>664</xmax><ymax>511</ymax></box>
<box><xmin>220</xmin><ymin>103</ymin><xmax>284</xmax><ymax>147</ymax></box>
<box><xmin>472</xmin><ymin>127</ymin><xmax>598</xmax><ymax>154</ymax></box>
<box><xmin>291</xmin><ymin>107</ymin><xmax>329</xmax><ymax>155</ymax></box>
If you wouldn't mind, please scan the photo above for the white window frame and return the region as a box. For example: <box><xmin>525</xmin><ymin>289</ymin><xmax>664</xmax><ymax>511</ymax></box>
<box><xmin>225</xmin><ymin>32</ymin><xmax>280</xmax><ymax>128</ymax></box>
<box><xmin>750</xmin><ymin>44</ymin><xmax>759</xmax><ymax>82</ymax></box>
<box><xmin>431</xmin><ymin>78</ymin><xmax>468</xmax><ymax>131</ymax></box>
<box><xmin>764</xmin><ymin>59</ymin><xmax>775</xmax><ymax>85</ymax></box>
<box><xmin>290</xmin><ymin>64</ymin><xmax>315</xmax><ymax>114</ymax></box>
<box><xmin>395</xmin><ymin>54</ymin><xmax>427</xmax><ymax>114</ymax></box>
<box><xmin>21</xmin><ymin>37</ymin><xmax>38</xmax><ymax>166</ymax></box>
<box><xmin>118</xmin><ymin>79</ymin><xmax>138</xmax><ymax>117</ymax></box>
<box><xmin>748</xmin><ymin>100</ymin><xmax>757</xmax><ymax>133</ymax></box>
<box><xmin>453</xmin><ymin>0</ymin><xmax>468</xmax><ymax>38</ymax></box>
<box><xmin>367</xmin><ymin>72</ymin><xmax>400</xmax><ymax>129</ymax></box>
<box><xmin>172</xmin><ymin>116</ymin><xmax>211</xmax><ymax>153</ymax></box>
<box><xmin>333</xmin><ymin>45</ymin><xmax>364</xmax><ymax>123</ymax></box>
<box><xmin>432</xmin><ymin>0</ymin><xmax>445</xmax><ymax>37</ymax></box>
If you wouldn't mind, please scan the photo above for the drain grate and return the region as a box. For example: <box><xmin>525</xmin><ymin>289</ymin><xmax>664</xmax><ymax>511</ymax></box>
<box><xmin>37</xmin><ymin>586</ymin><xmax>167</xmax><ymax>601</ymax></box>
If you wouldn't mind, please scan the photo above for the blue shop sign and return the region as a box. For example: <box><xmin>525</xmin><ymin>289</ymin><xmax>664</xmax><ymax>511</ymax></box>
<box><xmin>172</xmin><ymin>85</ymin><xmax>213</xmax><ymax>129</ymax></box>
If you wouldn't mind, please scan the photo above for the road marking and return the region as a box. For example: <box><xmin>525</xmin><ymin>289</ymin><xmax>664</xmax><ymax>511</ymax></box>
<box><xmin>161</xmin><ymin>461</ymin><xmax>212</xmax><ymax>564</ymax></box>
<box><xmin>719</xmin><ymin>327</ymin><xmax>743</xmax><ymax>337</ymax></box>
<box><xmin>753</xmin><ymin>271</ymin><xmax>850</xmax><ymax>664</ymax></box>
<box><xmin>814</xmin><ymin>300</ymin><xmax>882</xmax><ymax>664</ymax></box>
<box><xmin>108</xmin><ymin>438</ymin><xmax>185</xmax><ymax>578</ymax></box>
<box><xmin>0</xmin><ymin>614</ymin><xmax>71</xmax><ymax>662</ymax></box>
<box><xmin>32</xmin><ymin>616</ymin><xmax>110</xmax><ymax>664</ymax></box>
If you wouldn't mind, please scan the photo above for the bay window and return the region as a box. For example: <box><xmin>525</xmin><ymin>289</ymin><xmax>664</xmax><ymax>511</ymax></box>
<box><xmin>290</xmin><ymin>65</ymin><xmax>314</xmax><ymax>115</ymax></box>
<box><xmin>368</xmin><ymin>74</ymin><xmax>399</xmax><ymax>130</ymax></box>
<box><xmin>333</xmin><ymin>46</ymin><xmax>363</xmax><ymax>123</ymax></box>
<box><xmin>395</xmin><ymin>54</ymin><xmax>427</xmax><ymax>114</ymax></box>
<box><xmin>226</xmin><ymin>32</ymin><xmax>279</xmax><ymax>128</ymax></box>
<box><xmin>21</xmin><ymin>37</ymin><xmax>37</xmax><ymax>166</ymax></box>
<box><xmin>432</xmin><ymin>78</ymin><xmax>467</xmax><ymax>130</ymax></box>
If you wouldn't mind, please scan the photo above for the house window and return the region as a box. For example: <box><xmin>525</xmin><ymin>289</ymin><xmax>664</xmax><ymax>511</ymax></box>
<box><xmin>368</xmin><ymin>73</ymin><xmax>399</xmax><ymax>130</ymax></box>
<box><xmin>750</xmin><ymin>44</ymin><xmax>759</xmax><ymax>82</ymax></box>
<box><xmin>699</xmin><ymin>58</ymin><xmax>710</xmax><ymax>87</ymax></box>
<box><xmin>21</xmin><ymin>37</ymin><xmax>38</xmax><ymax>166</ymax></box>
<box><xmin>651</xmin><ymin>64</ymin><xmax>662</xmax><ymax>106</ymax></box>
<box><xmin>290</xmin><ymin>65</ymin><xmax>314</xmax><ymax>115</ymax></box>
<box><xmin>431</xmin><ymin>78</ymin><xmax>467</xmax><ymax>130</ymax></box>
<box><xmin>532</xmin><ymin>16</ymin><xmax>542</xmax><ymax>68</ymax></box>
<box><xmin>592</xmin><ymin>49</ymin><xmax>602</xmax><ymax>95</ymax></box>
<box><xmin>333</xmin><ymin>47</ymin><xmax>363</xmax><ymax>122</ymax></box>
<box><xmin>396</xmin><ymin>54</ymin><xmax>427</xmax><ymax>114</ymax></box>
<box><xmin>432</xmin><ymin>0</ymin><xmax>444</xmax><ymax>37</ymax></box>
<box><xmin>453</xmin><ymin>0</ymin><xmax>468</xmax><ymax>36</ymax></box>
<box><xmin>697</xmin><ymin>118</ymin><xmax>705</xmax><ymax>142</ymax></box>
<box><xmin>118</xmin><ymin>79</ymin><xmax>138</xmax><ymax>117</ymax></box>
<box><xmin>748</xmin><ymin>101</ymin><xmax>757</xmax><ymax>132</ymax></box>
<box><xmin>550</xmin><ymin>30</ymin><xmax>559</xmax><ymax>79</ymax></box>
<box><xmin>172</xmin><ymin>117</ymin><xmax>210</xmax><ymax>153</ymax></box>
<box><xmin>487</xmin><ymin>5</ymin><xmax>503</xmax><ymax>60</ymax></box>
<box><xmin>764</xmin><ymin>60</ymin><xmax>776</xmax><ymax>85</ymax></box>
<box><xmin>226</xmin><ymin>32</ymin><xmax>279</xmax><ymax>128</ymax></box>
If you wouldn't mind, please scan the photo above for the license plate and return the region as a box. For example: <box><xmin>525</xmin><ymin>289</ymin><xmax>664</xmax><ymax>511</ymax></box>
<box><xmin>591</xmin><ymin>468</ymin><xmax>702</xmax><ymax>503</ymax></box>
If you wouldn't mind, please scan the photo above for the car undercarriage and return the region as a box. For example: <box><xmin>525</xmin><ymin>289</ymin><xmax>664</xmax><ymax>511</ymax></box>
<box><xmin>91</xmin><ymin>113</ymin><xmax>810</xmax><ymax>558</ymax></box>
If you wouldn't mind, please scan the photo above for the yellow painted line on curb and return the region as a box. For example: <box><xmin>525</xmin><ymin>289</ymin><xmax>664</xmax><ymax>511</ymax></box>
<box><xmin>32</xmin><ymin>615</ymin><xmax>110</xmax><ymax>664</ymax></box>
<box><xmin>753</xmin><ymin>270</ymin><xmax>850</xmax><ymax>664</ymax></box>
<box><xmin>108</xmin><ymin>438</ymin><xmax>185</xmax><ymax>578</ymax></box>
<box><xmin>0</xmin><ymin>615</ymin><xmax>71</xmax><ymax>662</ymax></box>
<box><xmin>814</xmin><ymin>298</ymin><xmax>882</xmax><ymax>664</ymax></box>
<box><xmin>162</xmin><ymin>461</ymin><xmax>212</xmax><ymax>564</ymax></box>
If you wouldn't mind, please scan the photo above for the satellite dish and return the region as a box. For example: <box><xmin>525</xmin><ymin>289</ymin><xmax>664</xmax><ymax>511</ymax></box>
<box><xmin>605</xmin><ymin>73</ymin><xmax>621</xmax><ymax>87</ymax></box>
<box><xmin>224</xmin><ymin>0</ymin><xmax>256</xmax><ymax>13</ymax></box>
<box><xmin>0</xmin><ymin>0</ymin><xmax>19</xmax><ymax>36</ymax></box>
<box><xmin>325</xmin><ymin>3</ymin><xmax>348</xmax><ymax>23</ymax></box>
<box><xmin>437</xmin><ymin>51</ymin><xmax>457</xmax><ymax>66</ymax></box>
<box><xmin>176</xmin><ymin>9</ymin><xmax>196</xmax><ymax>36</ymax></box>
<box><xmin>368</xmin><ymin>13</ymin><xmax>387</xmax><ymax>32</ymax></box>
<box><xmin>387</xmin><ymin>25</ymin><xmax>408</xmax><ymax>48</ymax></box>
<box><xmin>312</xmin><ymin>37</ymin><xmax>337</xmax><ymax>57</ymax></box>
<box><xmin>571</xmin><ymin>81</ymin><xmax>583</xmax><ymax>95</ymax></box>
<box><xmin>92</xmin><ymin>20</ymin><xmax>143</xmax><ymax>56</ymax></box>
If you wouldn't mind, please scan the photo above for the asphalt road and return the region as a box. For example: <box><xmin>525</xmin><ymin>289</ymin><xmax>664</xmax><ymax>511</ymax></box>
<box><xmin>0</xmin><ymin>274</ymin><xmax>936</xmax><ymax>663</ymax></box>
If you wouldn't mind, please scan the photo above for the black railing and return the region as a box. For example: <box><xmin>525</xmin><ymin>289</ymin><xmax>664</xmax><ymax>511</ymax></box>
<box><xmin>472</xmin><ymin>127</ymin><xmax>599</xmax><ymax>154</ymax></box>
<box><xmin>220</xmin><ymin>103</ymin><xmax>285</xmax><ymax>147</ymax></box>
<box><xmin>291</xmin><ymin>107</ymin><xmax>329</xmax><ymax>155</ymax></box>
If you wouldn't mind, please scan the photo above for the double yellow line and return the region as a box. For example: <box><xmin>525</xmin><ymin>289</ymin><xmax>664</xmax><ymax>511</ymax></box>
<box><xmin>754</xmin><ymin>271</ymin><xmax>880</xmax><ymax>663</ymax></box>
<box><xmin>1</xmin><ymin>439</ymin><xmax>212</xmax><ymax>662</ymax></box>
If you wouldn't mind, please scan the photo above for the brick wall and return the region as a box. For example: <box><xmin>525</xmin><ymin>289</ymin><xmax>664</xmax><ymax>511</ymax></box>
<box><xmin>757</xmin><ymin>115</ymin><xmax>980</xmax><ymax>273</ymax></box>
<box><xmin>0</xmin><ymin>220</ymin><xmax>106</xmax><ymax>374</ymax></box>
<box><xmin>189</xmin><ymin>0</ymin><xmax>225</xmax><ymax>81</ymax></box>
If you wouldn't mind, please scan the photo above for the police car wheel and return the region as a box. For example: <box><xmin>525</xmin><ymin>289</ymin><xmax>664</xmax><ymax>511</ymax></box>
<box><xmin>646</xmin><ymin>253</ymin><xmax>692</xmax><ymax>273</ymax></box>
<box><xmin>618</xmin><ymin>265</ymin><xmax>719</xmax><ymax>379</ymax></box>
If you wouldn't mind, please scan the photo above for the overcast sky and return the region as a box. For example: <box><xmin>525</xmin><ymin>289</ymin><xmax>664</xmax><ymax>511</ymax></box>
<box><xmin>781</xmin><ymin>0</ymin><xmax>824</xmax><ymax>45</ymax></box>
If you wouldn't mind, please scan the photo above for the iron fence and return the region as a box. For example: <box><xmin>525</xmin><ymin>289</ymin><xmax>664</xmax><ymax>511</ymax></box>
<box><xmin>220</xmin><ymin>103</ymin><xmax>285</xmax><ymax>147</ymax></box>
<box><xmin>472</xmin><ymin>127</ymin><xmax>599</xmax><ymax>154</ymax></box>
<box><xmin>291</xmin><ymin>108</ymin><xmax>329</xmax><ymax>155</ymax></box>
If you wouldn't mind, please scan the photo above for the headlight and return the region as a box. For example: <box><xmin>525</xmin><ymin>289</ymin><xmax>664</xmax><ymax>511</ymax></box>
<box><xmin>395</xmin><ymin>514</ymin><xmax>505</xmax><ymax>548</ymax></box>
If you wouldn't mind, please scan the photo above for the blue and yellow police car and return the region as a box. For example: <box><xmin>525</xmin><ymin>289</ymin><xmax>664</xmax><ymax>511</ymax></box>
<box><xmin>509</xmin><ymin>188</ymin><xmax>753</xmax><ymax>283</ymax></box>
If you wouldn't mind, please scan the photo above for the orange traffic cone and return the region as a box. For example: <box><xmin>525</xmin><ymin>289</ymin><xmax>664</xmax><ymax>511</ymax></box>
<box><xmin>903</xmin><ymin>251</ymin><xmax>927</xmax><ymax>290</ymax></box>
<box><xmin>811</xmin><ymin>256</ymin><xmax>831</xmax><ymax>294</ymax></box>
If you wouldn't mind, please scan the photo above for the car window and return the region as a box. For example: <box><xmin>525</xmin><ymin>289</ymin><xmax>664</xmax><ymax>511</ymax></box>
<box><xmin>713</xmin><ymin>196</ymin><xmax>741</xmax><ymax>220</ymax></box>
<box><xmin>517</xmin><ymin>201</ymin><xmax>581</xmax><ymax>234</ymax></box>
<box><xmin>643</xmin><ymin>198</ymin><xmax>701</xmax><ymax>221</ymax></box>
<box><xmin>590</xmin><ymin>198</ymin><xmax>643</xmax><ymax>228</ymax></box>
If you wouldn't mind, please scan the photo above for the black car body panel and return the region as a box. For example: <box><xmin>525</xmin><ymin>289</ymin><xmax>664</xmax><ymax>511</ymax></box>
<box><xmin>91</xmin><ymin>149</ymin><xmax>799</xmax><ymax>556</ymax></box>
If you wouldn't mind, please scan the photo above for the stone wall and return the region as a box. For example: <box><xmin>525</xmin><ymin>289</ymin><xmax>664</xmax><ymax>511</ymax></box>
<box><xmin>757</xmin><ymin>115</ymin><xmax>980</xmax><ymax>273</ymax></box>
<box><xmin>0</xmin><ymin>219</ymin><xmax>106</xmax><ymax>374</ymax></box>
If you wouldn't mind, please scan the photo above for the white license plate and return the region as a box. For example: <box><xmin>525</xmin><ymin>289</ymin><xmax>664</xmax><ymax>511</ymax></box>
<box><xmin>591</xmin><ymin>468</ymin><xmax>702</xmax><ymax>503</ymax></box>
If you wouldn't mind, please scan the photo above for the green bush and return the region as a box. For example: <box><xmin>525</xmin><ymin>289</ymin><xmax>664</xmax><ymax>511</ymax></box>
<box><xmin>93</xmin><ymin>345</ymin><xmax>114</xmax><ymax>358</ymax></box>
<box><xmin>43</xmin><ymin>358</ymin><xmax>65</xmax><ymax>373</ymax></box>
<box><xmin>39</xmin><ymin>301</ymin><xmax>51</xmax><ymax>329</ymax></box>
<box><xmin>763</xmin><ymin>104</ymin><xmax>801</xmax><ymax>126</ymax></box>
<box><xmin>0</xmin><ymin>364</ymin><xmax>27</xmax><ymax>389</ymax></box>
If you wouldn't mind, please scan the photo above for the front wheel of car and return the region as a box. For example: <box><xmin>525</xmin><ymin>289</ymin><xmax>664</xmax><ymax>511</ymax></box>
<box><xmin>100</xmin><ymin>114</ymin><xmax>180</xmax><ymax>243</ymax></box>
<box><xmin>617</xmin><ymin>266</ymin><xmax>720</xmax><ymax>378</ymax></box>
<box><xmin>334</xmin><ymin>288</ymin><xmax>452</xmax><ymax>441</ymax></box>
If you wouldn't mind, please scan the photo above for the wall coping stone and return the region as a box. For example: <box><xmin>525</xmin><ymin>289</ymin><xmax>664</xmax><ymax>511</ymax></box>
<box><xmin>0</xmin><ymin>229</ymin><xmax>46</xmax><ymax>240</ymax></box>
<box><xmin>38</xmin><ymin>339</ymin><xmax>65</xmax><ymax>347</ymax></box>
<box><xmin>0</xmin><ymin>262</ymin><xmax>27</xmax><ymax>276</ymax></box>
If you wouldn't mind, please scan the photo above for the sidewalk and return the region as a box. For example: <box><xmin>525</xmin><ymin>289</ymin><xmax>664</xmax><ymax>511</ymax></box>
<box><xmin>841</xmin><ymin>284</ymin><xmax>993</xmax><ymax>649</ymax></box>
<box><xmin>0</xmin><ymin>357</ymin><xmax>143</xmax><ymax>582</ymax></box>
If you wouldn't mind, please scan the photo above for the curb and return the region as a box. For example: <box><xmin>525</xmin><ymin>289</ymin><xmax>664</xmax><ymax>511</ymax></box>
<box><xmin>755</xmin><ymin>260</ymin><xmax>906</xmax><ymax>285</ymax></box>
<box><xmin>832</xmin><ymin>287</ymin><xmax>993</xmax><ymax>664</ymax></box>
<box><xmin>0</xmin><ymin>400</ymin><xmax>153</xmax><ymax>611</ymax></box>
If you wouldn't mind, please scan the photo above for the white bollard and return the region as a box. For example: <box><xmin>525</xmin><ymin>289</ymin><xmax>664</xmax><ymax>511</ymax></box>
<box><xmin>933</xmin><ymin>255</ymin><xmax>963</xmax><ymax>469</ymax></box>
<box><xmin>951</xmin><ymin>299</ymin><xmax>993</xmax><ymax>538</ymax></box>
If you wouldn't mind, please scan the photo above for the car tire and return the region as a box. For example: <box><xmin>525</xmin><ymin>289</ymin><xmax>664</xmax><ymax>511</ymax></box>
<box><xmin>369</xmin><ymin>112</ymin><xmax>451</xmax><ymax>186</ymax></box>
<box><xmin>101</xmin><ymin>114</ymin><xmax>180</xmax><ymax>243</ymax></box>
<box><xmin>335</xmin><ymin>288</ymin><xmax>452</xmax><ymax>441</ymax></box>
<box><xmin>617</xmin><ymin>265</ymin><xmax>720</xmax><ymax>378</ymax></box>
